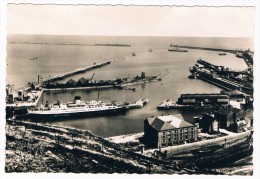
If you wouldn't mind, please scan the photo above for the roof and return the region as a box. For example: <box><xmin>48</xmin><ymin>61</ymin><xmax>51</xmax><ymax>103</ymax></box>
<box><xmin>146</xmin><ymin>117</ymin><xmax>155</xmax><ymax>125</ymax></box>
<box><xmin>221</xmin><ymin>90</ymin><xmax>245</xmax><ymax>96</ymax></box>
<box><xmin>147</xmin><ymin>115</ymin><xmax>194</xmax><ymax>131</ymax></box>
<box><xmin>180</xmin><ymin>93</ymin><xmax>229</xmax><ymax>99</ymax></box>
<box><xmin>200</xmin><ymin>114</ymin><xmax>217</xmax><ymax>125</ymax></box>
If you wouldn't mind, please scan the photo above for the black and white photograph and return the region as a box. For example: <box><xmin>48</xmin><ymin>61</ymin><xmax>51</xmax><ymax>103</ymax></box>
<box><xmin>1</xmin><ymin>0</ymin><xmax>259</xmax><ymax>177</ymax></box>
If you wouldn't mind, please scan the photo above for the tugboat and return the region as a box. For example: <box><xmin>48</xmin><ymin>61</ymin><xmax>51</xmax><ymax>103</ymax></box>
<box><xmin>29</xmin><ymin>57</ymin><xmax>38</xmax><ymax>60</ymax></box>
<box><xmin>125</xmin><ymin>98</ymin><xmax>149</xmax><ymax>109</ymax></box>
<box><xmin>27</xmin><ymin>96</ymin><xmax>126</xmax><ymax>119</ymax></box>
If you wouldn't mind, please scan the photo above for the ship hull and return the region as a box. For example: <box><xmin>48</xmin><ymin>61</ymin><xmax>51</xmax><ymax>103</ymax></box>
<box><xmin>168</xmin><ymin>49</ymin><xmax>188</xmax><ymax>52</ymax></box>
<box><xmin>28</xmin><ymin>107</ymin><xmax>126</xmax><ymax>120</ymax></box>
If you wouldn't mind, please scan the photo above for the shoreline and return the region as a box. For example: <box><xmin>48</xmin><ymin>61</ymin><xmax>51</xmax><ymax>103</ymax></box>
<box><xmin>5</xmin><ymin>118</ymin><xmax>252</xmax><ymax>174</ymax></box>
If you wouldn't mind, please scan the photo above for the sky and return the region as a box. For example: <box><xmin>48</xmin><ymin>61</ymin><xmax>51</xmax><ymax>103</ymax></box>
<box><xmin>7</xmin><ymin>4</ymin><xmax>256</xmax><ymax>37</ymax></box>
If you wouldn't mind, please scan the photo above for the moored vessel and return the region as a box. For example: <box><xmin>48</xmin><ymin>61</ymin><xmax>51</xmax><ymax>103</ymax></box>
<box><xmin>27</xmin><ymin>96</ymin><xmax>126</xmax><ymax>119</ymax></box>
<box><xmin>125</xmin><ymin>98</ymin><xmax>149</xmax><ymax>109</ymax></box>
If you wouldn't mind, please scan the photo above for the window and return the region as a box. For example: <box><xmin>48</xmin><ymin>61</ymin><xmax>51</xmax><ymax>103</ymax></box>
<box><xmin>180</xmin><ymin>135</ymin><xmax>183</xmax><ymax>140</ymax></box>
<box><xmin>162</xmin><ymin>137</ymin><xmax>166</xmax><ymax>143</ymax></box>
<box><xmin>162</xmin><ymin>132</ymin><xmax>166</xmax><ymax>136</ymax></box>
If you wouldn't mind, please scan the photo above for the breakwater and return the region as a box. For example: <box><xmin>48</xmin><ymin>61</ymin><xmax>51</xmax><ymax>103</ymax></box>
<box><xmin>44</xmin><ymin>60</ymin><xmax>113</xmax><ymax>83</ymax></box>
<box><xmin>171</xmin><ymin>45</ymin><xmax>247</xmax><ymax>53</ymax></box>
<box><xmin>172</xmin><ymin>44</ymin><xmax>253</xmax><ymax>68</ymax></box>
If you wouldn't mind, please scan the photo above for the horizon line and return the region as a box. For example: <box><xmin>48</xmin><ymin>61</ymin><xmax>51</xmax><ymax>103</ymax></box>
<box><xmin>7</xmin><ymin>33</ymin><xmax>254</xmax><ymax>38</ymax></box>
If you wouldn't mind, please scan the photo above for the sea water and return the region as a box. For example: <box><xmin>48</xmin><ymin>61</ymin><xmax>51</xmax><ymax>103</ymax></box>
<box><xmin>7</xmin><ymin>35</ymin><xmax>253</xmax><ymax>137</ymax></box>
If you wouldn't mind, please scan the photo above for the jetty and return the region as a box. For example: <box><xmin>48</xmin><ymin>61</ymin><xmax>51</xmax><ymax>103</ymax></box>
<box><xmin>171</xmin><ymin>44</ymin><xmax>254</xmax><ymax>68</ymax></box>
<box><xmin>196</xmin><ymin>59</ymin><xmax>249</xmax><ymax>75</ymax></box>
<box><xmin>170</xmin><ymin>44</ymin><xmax>252</xmax><ymax>54</ymax></box>
<box><xmin>190</xmin><ymin>59</ymin><xmax>253</xmax><ymax>96</ymax></box>
<box><xmin>94</xmin><ymin>43</ymin><xmax>131</xmax><ymax>47</ymax></box>
<box><xmin>44</xmin><ymin>60</ymin><xmax>113</xmax><ymax>83</ymax></box>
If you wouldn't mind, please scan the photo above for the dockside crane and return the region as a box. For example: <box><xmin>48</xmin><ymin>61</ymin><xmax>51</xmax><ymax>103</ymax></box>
<box><xmin>89</xmin><ymin>73</ymin><xmax>95</xmax><ymax>81</ymax></box>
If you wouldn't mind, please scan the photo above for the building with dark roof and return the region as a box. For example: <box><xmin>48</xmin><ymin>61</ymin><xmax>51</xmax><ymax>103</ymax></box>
<box><xmin>199</xmin><ymin>114</ymin><xmax>219</xmax><ymax>134</ymax></box>
<box><xmin>212</xmin><ymin>106</ymin><xmax>252</xmax><ymax>133</ymax></box>
<box><xmin>144</xmin><ymin>115</ymin><xmax>198</xmax><ymax>148</ymax></box>
<box><xmin>177</xmin><ymin>93</ymin><xmax>229</xmax><ymax>105</ymax></box>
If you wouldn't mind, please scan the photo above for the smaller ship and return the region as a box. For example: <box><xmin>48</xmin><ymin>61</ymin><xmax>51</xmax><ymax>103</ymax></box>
<box><xmin>125</xmin><ymin>98</ymin><xmax>149</xmax><ymax>109</ymax></box>
<box><xmin>218</xmin><ymin>53</ymin><xmax>226</xmax><ymax>56</ymax></box>
<box><xmin>188</xmin><ymin>73</ymin><xmax>197</xmax><ymax>79</ymax></box>
<box><xmin>29</xmin><ymin>57</ymin><xmax>38</xmax><ymax>60</ymax></box>
<box><xmin>157</xmin><ymin>99</ymin><xmax>188</xmax><ymax>109</ymax></box>
<box><xmin>168</xmin><ymin>47</ymin><xmax>188</xmax><ymax>52</ymax></box>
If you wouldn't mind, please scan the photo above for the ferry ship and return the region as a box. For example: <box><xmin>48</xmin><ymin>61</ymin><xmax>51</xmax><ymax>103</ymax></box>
<box><xmin>27</xmin><ymin>96</ymin><xmax>126</xmax><ymax>119</ymax></box>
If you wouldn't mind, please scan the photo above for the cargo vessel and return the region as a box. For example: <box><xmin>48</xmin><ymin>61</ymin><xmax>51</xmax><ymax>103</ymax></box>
<box><xmin>168</xmin><ymin>47</ymin><xmax>188</xmax><ymax>52</ymax></box>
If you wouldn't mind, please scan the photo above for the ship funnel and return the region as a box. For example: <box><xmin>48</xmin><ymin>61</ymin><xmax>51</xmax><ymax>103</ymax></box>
<box><xmin>141</xmin><ymin>72</ymin><xmax>146</xmax><ymax>79</ymax></box>
<box><xmin>74</xmin><ymin>96</ymin><xmax>81</xmax><ymax>104</ymax></box>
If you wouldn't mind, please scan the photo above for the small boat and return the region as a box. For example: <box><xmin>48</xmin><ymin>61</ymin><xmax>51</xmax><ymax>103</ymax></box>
<box><xmin>141</xmin><ymin>98</ymin><xmax>149</xmax><ymax>105</ymax></box>
<box><xmin>157</xmin><ymin>99</ymin><xmax>190</xmax><ymax>109</ymax></box>
<box><xmin>29</xmin><ymin>57</ymin><xmax>38</xmax><ymax>60</ymax></box>
<box><xmin>125</xmin><ymin>98</ymin><xmax>149</xmax><ymax>109</ymax></box>
<box><xmin>188</xmin><ymin>74</ymin><xmax>197</xmax><ymax>79</ymax></box>
<box><xmin>218</xmin><ymin>53</ymin><xmax>226</xmax><ymax>56</ymax></box>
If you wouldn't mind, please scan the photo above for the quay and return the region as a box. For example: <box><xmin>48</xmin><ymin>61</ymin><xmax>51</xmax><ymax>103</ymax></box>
<box><xmin>44</xmin><ymin>71</ymin><xmax>167</xmax><ymax>91</ymax></box>
<box><xmin>6</xmin><ymin>72</ymin><xmax>164</xmax><ymax>112</ymax></box>
<box><xmin>195</xmin><ymin>69</ymin><xmax>253</xmax><ymax>96</ymax></box>
<box><xmin>190</xmin><ymin>58</ymin><xmax>253</xmax><ymax>96</ymax></box>
<box><xmin>6</xmin><ymin>89</ymin><xmax>43</xmax><ymax>109</ymax></box>
<box><xmin>197</xmin><ymin>59</ymin><xmax>248</xmax><ymax>75</ymax></box>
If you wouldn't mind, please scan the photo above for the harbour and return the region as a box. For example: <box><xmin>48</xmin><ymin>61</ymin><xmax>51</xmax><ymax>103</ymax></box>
<box><xmin>6</xmin><ymin>35</ymin><xmax>252</xmax><ymax>137</ymax></box>
<box><xmin>2</xmin><ymin>3</ymin><xmax>258</xmax><ymax>176</ymax></box>
<box><xmin>5</xmin><ymin>35</ymin><xmax>254</xmax><ymax>175</ymax></box>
